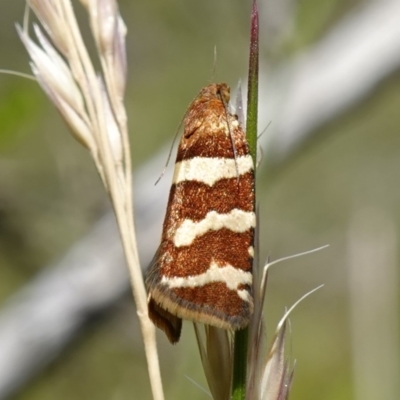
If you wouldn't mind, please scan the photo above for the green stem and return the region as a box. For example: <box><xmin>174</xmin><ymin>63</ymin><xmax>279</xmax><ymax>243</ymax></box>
<box><xmin>231</xmin><ymin>2</ymin><xmax>259</xmax><ymax>400</ymax></box>
<box><xmin>246</xmin><ymin>0</ymin><xmax>259</xmax><ymax>167</ymax></box>
<box><xmin>231</xmin><ymin>328</ymin><xmax>249</xmax><ymax>400</ymax></box>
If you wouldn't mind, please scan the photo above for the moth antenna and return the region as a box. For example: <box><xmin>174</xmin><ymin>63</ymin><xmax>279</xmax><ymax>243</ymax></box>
<box><xmin>254</xmin><ymin>121</ymin><xmax>271</xmax><ymax>168</ymax></box>
<box><xmin>154</xmin><ymin>96</ymin><xmax>198</xmax><ymax>186</ymax></box>
<box><xmin>220</xmin><ymin>89</ymin><xmax>240</xmax><ymax>184</ymax></box>
<box><xmin>154</xmin><ymin>130</ymin><xmax>180</xmax><ymax>185</ymax></box>
<box><xmin>257</xmin><ymin>144</ymin><xmax>263</xmax><ymax>168</ymax></box>
<box><xmin>212</xmin><ymin>45</ymin><xmax>218</xmax><ymax>82</ymax></box>
<box><xmin>257</xmin><ymin>120</ymin><xmax>272</xmax><ymax>140</ymax></box>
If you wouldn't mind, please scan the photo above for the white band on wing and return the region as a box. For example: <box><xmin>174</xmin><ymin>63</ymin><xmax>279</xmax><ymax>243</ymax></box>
<box><xmin>173</xmin><ymin>155</ymin><xmax>254</xmax><ymax>186</ymax></box>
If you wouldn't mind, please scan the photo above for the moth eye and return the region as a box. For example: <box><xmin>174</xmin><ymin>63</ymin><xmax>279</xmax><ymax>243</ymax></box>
<box><xmin>183</xmin><ymin>129</ymin><xmax>196</xmax><ymax>139</ymax></box>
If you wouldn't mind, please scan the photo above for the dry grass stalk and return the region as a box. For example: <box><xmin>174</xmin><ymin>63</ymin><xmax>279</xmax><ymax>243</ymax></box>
<box><xmin>18</xmin><ymin>1</ymin><xmax>164</xmax><ymax>399</ymax></box>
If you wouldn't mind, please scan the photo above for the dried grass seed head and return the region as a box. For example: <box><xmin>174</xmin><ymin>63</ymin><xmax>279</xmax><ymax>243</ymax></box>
<box><xmin>27</xmin><ymin>0</ymin><xmax>70</xmax><ymax>55</ymax></box>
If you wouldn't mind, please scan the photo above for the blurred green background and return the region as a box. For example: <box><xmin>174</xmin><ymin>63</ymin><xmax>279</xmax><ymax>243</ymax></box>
<box><xmin>0</xmin><ymin>1</ymin><xmax>399</xmax><ymax>399</ymax></box>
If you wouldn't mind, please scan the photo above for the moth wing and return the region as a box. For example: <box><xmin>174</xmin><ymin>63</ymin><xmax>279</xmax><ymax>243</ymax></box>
<box><xmin>146</xmin><ymin>249</ymin><xmax>182</xmax><ymax>344</ymax></box>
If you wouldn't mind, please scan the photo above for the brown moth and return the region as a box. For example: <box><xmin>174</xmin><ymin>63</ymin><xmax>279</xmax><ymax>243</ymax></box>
<box><xmin>146</xmin><ymin>83</ymin><xmax>255</xmax><ymax>343</ymax></box>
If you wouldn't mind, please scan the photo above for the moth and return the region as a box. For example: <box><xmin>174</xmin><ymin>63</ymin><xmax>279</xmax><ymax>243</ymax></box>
<box><xmin>146</xmin><ymin>83</ymin><xmax>255</xmax><ymax>343</ymax></box>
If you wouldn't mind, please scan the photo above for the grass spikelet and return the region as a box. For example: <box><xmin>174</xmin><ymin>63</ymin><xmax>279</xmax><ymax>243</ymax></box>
<box><xmin>195</xmin><ymin>324</ymin><xmax>232</xmax><ymax>400</ymax></box>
